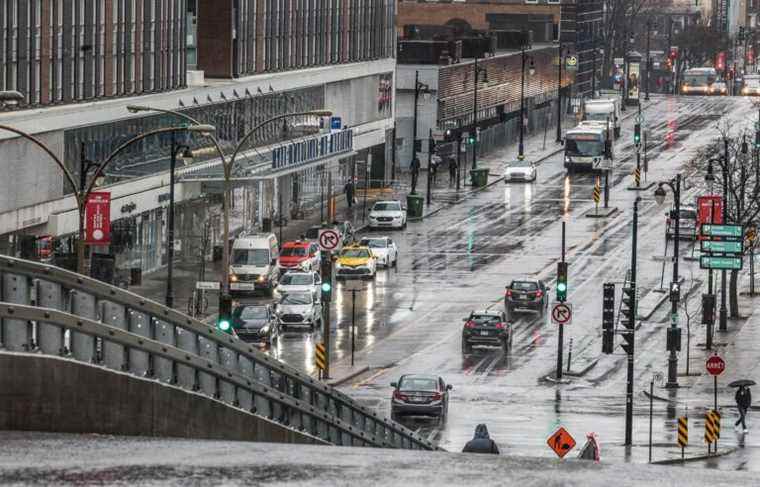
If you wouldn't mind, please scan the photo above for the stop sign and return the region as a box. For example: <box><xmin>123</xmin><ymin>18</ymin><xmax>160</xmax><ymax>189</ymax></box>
<box><xmin>706</xmin><ymin>355</ymin><xmax>726</xmax><ymax>376</ymax></box>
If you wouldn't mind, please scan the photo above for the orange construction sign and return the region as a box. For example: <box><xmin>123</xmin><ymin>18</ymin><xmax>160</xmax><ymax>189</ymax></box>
<box><xmin>547</xmin><ymin>426</ymin><xmax>577</xmax><ymax>459</ymax></box>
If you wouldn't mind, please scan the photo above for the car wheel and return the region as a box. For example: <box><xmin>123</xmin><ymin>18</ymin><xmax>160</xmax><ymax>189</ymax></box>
<box><xmin>393</xmin><ymin>256</ymin><xmax>398</xmax><ymax>268</ymax></box>
<box><xmin>402</xmin><ymin>220</ymin><xmax>407</xmax><ymax>229</ymax></box>
<box><xmin>502</xmin><ymin>339</ymin><xmax>509</xmax><ymax>352</ymax></box>
<box><xmin>391</xmin><ymin>412</ymin><xmax>400</xmax><ymax>422</ymax></box>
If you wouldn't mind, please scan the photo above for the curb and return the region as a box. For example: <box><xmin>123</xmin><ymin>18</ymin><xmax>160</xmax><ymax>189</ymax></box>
<box><xmin>652</xmin><ymin>447</ymin><xmax>738</xmax><ymax>465</ymax></box>
<box><xmin>326</xmin><ymin>365</ymin><xmax>370</xmax><ymax>387</ymax></box>
<box><xmin>564</xmin><ymin>358</ymin><xmax>599</xmax><ymax>377</ymax></box>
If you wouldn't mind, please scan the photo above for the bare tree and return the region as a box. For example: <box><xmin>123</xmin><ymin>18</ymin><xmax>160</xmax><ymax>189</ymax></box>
<box><xmin>679</xmin><ymin>269</ymin><xmax>698</xmax><ymax>375</ymax></box>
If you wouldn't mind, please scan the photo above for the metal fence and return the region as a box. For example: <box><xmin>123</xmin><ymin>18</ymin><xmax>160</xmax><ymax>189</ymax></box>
<box><xmin>0</xmin><ymin>255</ymin><xmax>434</xmax><ymax>450</ymax></box>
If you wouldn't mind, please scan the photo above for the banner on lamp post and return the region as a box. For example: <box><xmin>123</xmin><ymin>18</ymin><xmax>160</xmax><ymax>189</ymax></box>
<box><xmin>85</xmin><ymin>192</ymin><xmax>111</xmax><ymax>245</ymax></box>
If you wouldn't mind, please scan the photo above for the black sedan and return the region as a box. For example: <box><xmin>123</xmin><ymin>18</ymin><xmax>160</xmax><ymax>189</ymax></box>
<box><xmin>390</xmin><ymin>374</ymin><xmax>452</xmax><ymax>424</ymax></box>
<box><xmin>232</xmin><ymin>304</ymin><xmax>279</xmax><ymax>345</ymax></box>
<box><xmin>461</xmin><ymin>310</ymin><xmax>512</xmax><ymax>354</ymax></box>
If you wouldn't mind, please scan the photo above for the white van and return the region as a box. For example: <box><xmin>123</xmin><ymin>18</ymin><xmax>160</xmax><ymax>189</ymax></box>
<box><xmin>230</xmin><ymin>233</ymin><xmax>279</xmax><ymax>296</ymax></box>
<box><xmin>583</xmin><ymin>99</ymin><xmax>621</xmax><ymax>139</ymax></box>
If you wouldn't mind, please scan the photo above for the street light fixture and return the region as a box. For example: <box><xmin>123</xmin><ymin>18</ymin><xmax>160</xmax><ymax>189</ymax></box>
<box><xmin>653</xmin><ymin>173</ymin><xmax>682</xmax><ymax>388</ymax></box>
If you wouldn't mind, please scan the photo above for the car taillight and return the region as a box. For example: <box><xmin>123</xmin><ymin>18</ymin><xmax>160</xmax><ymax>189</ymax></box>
<box><xmin>465</xmin><ymin>320</ymin><xmax>476</xmax><ymax>329</ymax></box>
<box><xmin>666</xmin><ymin>218</ymin><xmax>672</xmax><ymax>225</ymax></box>
<box><xmin>495</xmin><ymin>322</ymin><xmax>506</xmax><ymax>330</ymax></box>
<box><xmin>393</xmin><ymin>390</ymin><xmax>408</xmax><ymax>401</ymax></box>
<box><xmin>431</xmin><ymin>392</ymin><xmax>442</xmax><ymax>401</ymax></box>
<box><xmin>505</xmin><ymin>289</ymin><xmax>512</xmax><ymax>297</ymax></box>
<box><xmin>535</xmin><ymin>290</ymin><xmax>543</xmax><ymax>298</ymax></box>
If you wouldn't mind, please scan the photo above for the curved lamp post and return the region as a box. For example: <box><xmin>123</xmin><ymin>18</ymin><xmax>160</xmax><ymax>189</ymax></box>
<box><xmin>128</xmin><ymin>105</ymin><xmax>331</xmax><ymax>304</ymax></box>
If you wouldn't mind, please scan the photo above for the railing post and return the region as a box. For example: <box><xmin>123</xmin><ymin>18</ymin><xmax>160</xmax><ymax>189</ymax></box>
<box><xmin>100</xmin><ymin>301</ymin><xmax>127</xmax><ymax>371</ymax></box>
<box><xmin>153</xmin><ymin>318</ymin><xmax>177</xmax><ymax>383</ymax></box>
<box><xmin>127</xmin><ymin>310</ymin><xmax>152</xmax><ymax>376</ymax></box>
<box><xmin>1</xmin><ymin>272</ymin><xmax>31</xmax><ymax>351</ymax></box>
<box><xmin>69</xmin><ymin>290</ymin><xmax>97</xmax><ymax>362</ymax></box>
<box><xmin>36</xmin><ymin>279</ymin><xmax>65</xmax><ymax>355</ymax></box>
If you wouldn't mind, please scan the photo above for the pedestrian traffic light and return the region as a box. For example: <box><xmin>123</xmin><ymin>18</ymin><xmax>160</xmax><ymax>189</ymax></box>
<box><xmin>620</xmin><ymin>283</ymin><xmax>636</xmax><ymax>355</ymax></box>
<box><xmin>556</xmin><ymin>262</ymin><xmax>568</xmax><ymax>302</ymax></box>
<box><xmin>702</xmin><ymin>294</ymin><xmax>716</xmax><ymax>325</ymax></box>
<box><xmin>217</xmin><ymin>293</ymin><xmax>233</xmax><ymax>335</ymax></box>
<box><xmin>669</xmin><ymin>282</ymin><xmax>680</xmax><ymax>304</ymax></box>
<box><xmin>634</xmin><ymin>123</ymin><xmax>641</xmax><ymax>145</ymax></box>
<box><xmin>602</xmin><ymin>283</ymin><xmax>615</xmax><ymax>354</ymax></box>
<box><xmin>320</xmin><ymin>255</ymin><xmax>333</xmax><ymax>303</ymax></box>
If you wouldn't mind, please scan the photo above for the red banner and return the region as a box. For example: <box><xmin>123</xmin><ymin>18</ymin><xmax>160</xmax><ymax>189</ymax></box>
<box><xmin>85</xmin><ymin>192</ymin><xmax>111</xmax><ymax>245</ymax></box>
<box><xmin>697</xmin><ymin>196</ymin><xmax>723</xmax><ymax>240</ymax></box>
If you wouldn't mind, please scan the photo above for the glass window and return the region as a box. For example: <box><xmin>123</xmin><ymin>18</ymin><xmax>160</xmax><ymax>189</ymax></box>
<box><xmin>399</xmin><ymin>377</ymin><xmax>438</xmax><ymax>392</ymax></box>
<box><xmin>238</xmin><ymin>306</ymin><xmax>268</xmax><ymax>319</ymax></box>
<box><xmin>281</xmin><ymin>246</ymin><xmax>307</xmax><ymax>257</ymax></box>
<box><xmin>232</xmin><ymin>248</ymin><xmax>270</xmax><ymax>265</ymax></box>
<box><xmin>511</xmin><ymin>281</ymin><xmax>538</xmax><ymax>291</ymax></box>
<box><xmin>341</xmin><ymin>248</ymin><xmax>370</xmax><ymax>258</ymax></box>
<box><xmin>281</xmin><ymin>292</ymin><xmax>312</xmax><ymax>305</ymax></box>
<box><xmin>372</xmin><ymin>202</ymin><xmax>401</xmax><ymax>211</ymax></box>
<box><xmin>280</xmin><ymin>273</ymin><xmax>314</xmax><ymax>286</ymax></box>
<box><xmin>360</xmin><ymin>238</ymin><xmax>387</xmax><ymax>249</ymax></box>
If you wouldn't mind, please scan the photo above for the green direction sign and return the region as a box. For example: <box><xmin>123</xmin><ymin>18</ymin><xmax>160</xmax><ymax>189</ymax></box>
<box><xmin>701</xmin><ymin>240</ymin><xmax>743</xmax><ymax>254</ymax></box>
<box><xmin>700</xmin><ymin>256</ymin><xmax>743</xmax><ymax>270</ymax></box>
<box><xmin>701</xmin><ymin>224</ymin><xmax>743</xmax><ymax>238</ymax></box>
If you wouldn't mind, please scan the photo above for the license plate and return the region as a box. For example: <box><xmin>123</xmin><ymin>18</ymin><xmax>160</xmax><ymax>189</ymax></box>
<box><xmin>231</xmin><ymin>283</ymin><xmax>255</xmax><ymax>290</ymax></box>
<box><xmin>480</xmin><ymin>330</ymin><xmax>489</xmax><ymax>336</ymax></box>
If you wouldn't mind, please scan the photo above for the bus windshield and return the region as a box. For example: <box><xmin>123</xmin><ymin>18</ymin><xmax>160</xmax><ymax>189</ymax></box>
<box><xmin>565</xmin><ymin>137</ymin><xmax>604</xmax><ymax>157</ymax></box>
<box><xmin>683</xmin><ymin>73</ymin><xmax>715</xmax><ymax>86</ymax></box>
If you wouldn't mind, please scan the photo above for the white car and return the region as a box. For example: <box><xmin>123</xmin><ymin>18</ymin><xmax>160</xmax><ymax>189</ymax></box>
<box><xmin>504</xmin><ymin>159</ymin><xmax>537</xmax><ymax>182</ymax></box>
<box><xmin>360</xmin><ymin>236</ymin><xmax>398</xmax><ymax>268</ymax></box>
<box><xmin>275</xmin><ymin>291</ymin><xmax>322</xmax><ymax>331</ymax></box>
<box><xmin>273</xmin><ymin>271</ymin><xmax>321</xmax><ymax>301</ymax></box>
<box><xmin>368</xmin><ymin>201</ymin><xmax>407</xmax><ymax>229</ymax></box>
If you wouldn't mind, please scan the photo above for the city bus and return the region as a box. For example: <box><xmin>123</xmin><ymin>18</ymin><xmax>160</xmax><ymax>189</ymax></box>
<box><xmin>680</xmin><ymin>67</ymin><xmax>719</xmax><ymax>95</ymax></box>
<box><xmin>741</xmin><ymin>74</ymin><xmax>760</xmax><ymax>96</ymax></box>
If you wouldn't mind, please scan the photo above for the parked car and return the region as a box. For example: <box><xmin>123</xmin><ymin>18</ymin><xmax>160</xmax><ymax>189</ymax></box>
<box><xmin>505</xmin><ymin>279</ymin><xmax>548</xmax><ymax>316</ymax></box>
<box><xmin>390</xmin><ymin>374</ymin><xmax>452</xmax><ymax>424</ymax></box>
<box><xmin>359</xmin><ymin>236</ymin><xmax>398</xmax><ymax>267</ymax></box>
<box><xmin>666</xmin><ymin>206</ymin><xmax>698</xmax><ymax>240</ymax></box>
<box><xmin>461</xmin><ymin>310</ymin><xmax>512</xmax><ymax>354</ymax></box>
<box><xmin>231</xmin><ymin>304</ymin><xmax>279</xmax><ymax>345</ymax></box>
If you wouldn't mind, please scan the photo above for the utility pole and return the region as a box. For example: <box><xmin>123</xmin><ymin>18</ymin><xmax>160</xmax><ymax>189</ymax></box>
<box><xmin>320</xmin><ymin>252</ymin><xmax>333</xmax><ymax>379</ymax></box>
<box><xmin>624</xmin><ymin>197</ymin><xmax>641</xmax><ymax>446</ymax></box>
<box><xmin>472</xmin><ymin>57</ymin><xmax>486</xmax><ymax>169</ymax></box>
<box><xmin>720</xmin><ymin>138</ymin><xmax>729</xmax><ymax>331</ymax></box>
<box><xmin>668</xmin><ymin>174</ymin><xmax>681</xmax><ymax>388</ymax></box>
<box><xmin>645</xmin><ymin>20</ymin><xmax>652</xmax><ymax>101</ymax></box>
<box><xmin>427</xmin><ymin>128</ymin><xmax>433</xmax><ymax>205</ymax></box>
<box><xmin>556</xmin><ymin>221</ymin><xmax>567</xmax><ymax>380</ymax></box>
<box><xmin>166</xmin><ymin>131</ymin><xmax>178</xmax><ymax>308</ymax></box>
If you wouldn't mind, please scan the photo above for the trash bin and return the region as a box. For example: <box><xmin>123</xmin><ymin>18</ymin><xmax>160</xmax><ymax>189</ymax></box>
<box><xmin>406</xmin><ymin>193</ymin><xmax>424</xmax><ymax>220</ymax></box>
<box><xmin>130</xmin><ymin>267</ymin><xmax>142</xmax><ymax>286</ymax></box>
<box><xmin>262</xmin><ymin>218</ymin><xmax>272</xmax><ymax>233</ymax></box>
<box><xmin>470</xmin><ymin>168</ymin><xmax>490</xmax><ymax>188</ymax></box>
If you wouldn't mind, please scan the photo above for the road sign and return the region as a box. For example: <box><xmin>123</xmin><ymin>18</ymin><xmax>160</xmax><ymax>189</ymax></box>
<box><xmin>700</xmin><ymin>255</ymin><xmax>743</xmax><ymax>270</ymax></box>
<box><xmin>431</xmin><ymin>128</ymin><xmax>445</xmax><ymax>141</ymax></box>
<box><xmin>551</xmin><ymin>303</ymin><xmax>573</xmax><ymax>325</ymax></box>
<box><xmin>547</xmin><ymin>426</ymin><xmax>576</xmax><ymax>458</ymax></box>
<box><xmin>706</xmin><ymin>355</ymin><xmax>726</xmax><ymax>376</ymax></box>
<box><xmin>705</xmin><ymin>409</ymin><xmax>721</xmax><ymax>443</ymax></box>
<box><xmin>700</xmin><ymin>240</ymin><xmax>743</xmax><ymax>254</ymax></box>
<box><xmin>592</xmin><ymin>178</ymin><xmax>601</xmax><ymax>204</ymax></box>
<box><xmin>566</xmin><ymin>55</ymin><xmax>578</xmax><ymax>71</ymax></box>
<box><xmin>701</xmin><ymin>224</ymin><xmax>743</xmax><ymax>239</ymax></box>
<box><xmin>315</xmin><ymin>342</ymin><xmax>327</xmax><ymax>371</ymax></box>
<box><xmin>195</xmin><ymin>281</ymin><xmax>221</xmax><ymax>290</ymax></box>
<box><xmin>318</xmin><ymin>229</ymin><xmax>341</xmax><ymax>252</ymax></box>
<box><xmin>677</xmin><ymin>416</ymin><xmax>688</xmax><ymax>448</ymax></box>
<box><xmin>697</xmin><ymin>196</ymin><xmax>723</xmax><ymax>228</ymax></box>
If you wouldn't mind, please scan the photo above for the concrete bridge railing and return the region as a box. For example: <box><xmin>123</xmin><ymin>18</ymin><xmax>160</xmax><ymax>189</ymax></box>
<box><xmin>0</xmin><ymin>255</ymin><xmax>434</xmax><ymax>450</ymax></box>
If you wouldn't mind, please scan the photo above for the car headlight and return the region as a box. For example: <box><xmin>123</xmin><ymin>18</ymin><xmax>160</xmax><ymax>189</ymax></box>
<box><xmin>230</xmin><ymin>274</ymin><xmax>239</xmax><ymax>283</ymax></box>
<box><xmin>335</xmin><ymin>262</ymin><xmax>343</xmax><ymax>269</ymax></box>
<box><xmin>298</xmin><ymin>260</ymin><xmax>310</xmax><ymax>269</ymax></box>
<box><xmin>564</xmin><ymin>155</ymin><xmax>570</xmax><ymax>162</ymax></box>
<box><xmin>260</xmin><ymin>325</ymin><xmax>270</xmax><ymax>334</ymax></box>
<box><xmin>257</xmin><ymin>275</ymin><xmax>266</xmax><ymax>283</ymax></box>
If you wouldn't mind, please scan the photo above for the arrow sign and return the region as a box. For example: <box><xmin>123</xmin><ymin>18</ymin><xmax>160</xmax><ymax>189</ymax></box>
<box><xmin>318</xmin><ymin>229</ymin><xmax>341</xmax><ymax>252</ymax></box>
<box><xmin>551</xmin><ymin>303</ymin><xmax>573</xmax><ymax>325</ymax></box>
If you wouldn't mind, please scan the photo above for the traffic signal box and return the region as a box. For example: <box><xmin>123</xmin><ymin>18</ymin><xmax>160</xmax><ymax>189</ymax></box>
<box><xmin>702</xmin><ymin>294</ymin><xmax>716</xmax><ymax>325</ymax></box>
<box><xmin>217</xmin><ymin>293</ymin><xmax>233</xmax><ymax>334</ymax></box>
<box><xmin>602</xmin><ymin>283</ymin><xmax>615</xmax><ymax>354</ymax></box>
<box><xmin>320</xmin><ymin>255</ymin><xmax>333</xmax><ymax>303</ymax></box>
<box><xmin>634</xmin><ymin>123</ymin><xmax>641</xmax><ymax>146</ymax></box>
<box><xmin>620</xmin><ymin>283</ymin><xmax>636</xmax><ymax>355</ymax></box>
<box><xmin>557</xmin><ymin>262</ymin><xmax>568</xmax><ymax>302</ymax></box>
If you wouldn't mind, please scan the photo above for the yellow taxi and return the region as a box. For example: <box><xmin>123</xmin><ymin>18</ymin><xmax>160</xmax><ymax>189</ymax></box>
<box><xmin>335</xmin><ymin>244</ymin><xmax>377</xmax><ymax>279</ymax></box>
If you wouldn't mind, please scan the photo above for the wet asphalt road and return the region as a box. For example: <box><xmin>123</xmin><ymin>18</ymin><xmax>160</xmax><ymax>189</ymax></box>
<box><xmin>243</xmin><ymin>95</ymin><xmax>760</xmax><ymax>467</ymax></box>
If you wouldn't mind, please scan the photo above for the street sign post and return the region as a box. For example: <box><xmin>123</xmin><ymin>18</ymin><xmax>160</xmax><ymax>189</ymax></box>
<box><xmin>706</xmin><ymin>353</ymin><xmax>725</xmax><ymax>436</ymax></box>
<box><xmin>547</xmin><ymin>426</ymin><xmax>576</xmax><ymax>458</ymax></box>
<box><xmin>318</xmin><ymin>229</ymin><xmax>341</xmax><ymax>252</ymax></box>
<box><xmin>700</xmin><ymin>256</ymin><xmax>743</xmax><ymax>270</ymax></box>
<box><xmin>551</xmin><ymin>302</ymin><xmax>573</xmax><ymax>325</ymax></box>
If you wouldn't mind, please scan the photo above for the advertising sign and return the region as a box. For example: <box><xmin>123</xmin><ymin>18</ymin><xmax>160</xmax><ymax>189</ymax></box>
<box><xmin>628</xmin><ymin>62</ymin><xmax>640</xmax><ymax>100</ymax></box>
<box><xmin>697</xmin><ymin>196</ymin><xmax>723</xmax><ymax>240</ymax></box>
<box><xmin>85</xmin><ymin>192</ymin><xmax>111</xmax><ymax>245</ymax></box>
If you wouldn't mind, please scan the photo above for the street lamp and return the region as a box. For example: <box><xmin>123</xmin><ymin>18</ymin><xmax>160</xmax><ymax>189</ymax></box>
<box><xmin>519</xmin><ymin>42</ymin><xmax>535</xmax><ymax>158</ymax></box>
<box><xmin>654</xmin><ymin>173</ymin><xmax>682</xmax><ymax>388</ymax></box>
<box><xmin>472</xmin><ymin>57</ymin><xmax>488</xmax><ymax>170</ymax></box>
<box><xmin>411</xmin><ymin>71</ymin><xmax>430</xmax><ymax>194</ymax></box>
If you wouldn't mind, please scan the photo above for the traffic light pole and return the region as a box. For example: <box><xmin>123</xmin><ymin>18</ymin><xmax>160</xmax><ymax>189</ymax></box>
<box><xmin>625</xmin><ymin>197</ymin><xmax>640</xmax><ymax>447</ymax></box>
<box><xmin>556</xmin><ymin>221</ymin><xmax>566</xmax><ymax>380</ymax></box>
<box><xmin>321</xmin><ymin>252</ymin><xmax>333</xmax><ymax>379</ymax></box>
<box><xmin>720</xmin><ymin>139</ymin><xmax>729</xmax><ymax>331</ymax></box>
<box><xmin>666</xmin><ymin>174</ymin><xmax>681</xmax><ymax>388</ymax></box>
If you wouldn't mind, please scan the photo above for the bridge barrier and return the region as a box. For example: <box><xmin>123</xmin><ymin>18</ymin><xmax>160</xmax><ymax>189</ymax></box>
<box><xmin>0</xmin><ymin>255</ymin><xmax>434</xmax><ymax>450</ymax></box>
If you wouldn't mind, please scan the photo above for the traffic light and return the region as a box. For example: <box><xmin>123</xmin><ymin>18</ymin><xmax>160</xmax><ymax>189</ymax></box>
<box><xmin>620</xmin><ymin>283</ymin><xmax>636</xmax><ymax>355</ymax></box>
<box><xmin>556</xmin><ymin>262</ymin><xmax>568</xmax><ymax>302</ymax></box>
<box><xmin>755</xmin><ymin>130</ymin><xmax>760</xmax><ymax>148</ymax></box>
<box><xmin>217</xmin><ymin>293</ymin><xmax>233</xmax><ymax>334</ymax></box>
<box><xmin>602</xmin><ymin>283</ymin><xmax>615</xmax><ymax>354</ymax></box>
<box><xmin>701</xmin><ymin>294</ymin><xmax>716</xmax><ymax>325</ymax></box>
<box><xmin>467</xmin><ymin>134</ymin><xmax>476</xmax><ymax>145</ymax></box>
<box><xmin>320</xmin><ymin>255</ymin><xmax>333</xmax><ymax>303</ymax></box>
<box><xmin>634</xmin><ymin>123</ymin><xmax>641</xmax><ymax>145</ymax></box>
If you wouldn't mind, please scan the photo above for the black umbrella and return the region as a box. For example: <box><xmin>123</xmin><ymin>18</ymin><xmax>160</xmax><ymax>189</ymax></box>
<box><xmin>729</xmin><ymin>379</ymin><xmax>757</xmax><ymax>388</ymax></box>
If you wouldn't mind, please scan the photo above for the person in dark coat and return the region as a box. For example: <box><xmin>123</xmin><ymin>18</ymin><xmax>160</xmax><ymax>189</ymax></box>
<box><xmin>449</xmin><ymin>159</ymin><xmax>457</xmax><ymax>186</ymax></box>
<box><xmin>736</xmin><ymin>386</ymin><xmax>752</xmax><ymax>431</ymax></box>
<box><xmin>344</xmin><ymin>179</ymin><xmax>355</xmax><ymax>208</ymax></box>
<box><xmin>462</xmin><ymin>424</ymin><xmax>500</xmax><ymax>454</ymax></box>
<box><xmin>410</xmin><ymin>157</ymin><xmax>421</xmax><ymax>193</ymax></box>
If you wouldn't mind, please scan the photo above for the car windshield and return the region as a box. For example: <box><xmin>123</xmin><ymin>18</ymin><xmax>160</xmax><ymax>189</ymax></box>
<box><xmin>511</xmin><ymin>281</ymin><xmax>538</xmax><ymax>291</ymax></box>
<box><xmin>280</xmin><ymin>274</ymin><xmax>314</xmax><ymax>286</ymax></box>
<box><xmin>281</xmin><ymin>292</ymin><xmax>312</xmax><ymax>305</ymax></box>
<box><xmin>373</xmin><ymin>202</ymin><xmax>401</xmax><ymax>211</ymax></box>
<box><xmin>232</xmin><ymin>248</ymin><xmax>269</xmax><ymax>266</ymax></box>
<box><xmin>399</xmin><ymin>377</ymin><xmax>438</xmax><ymax>392</ymax></box>
<box><xmin>305</xmin><ymin>227</ymin><xmax>320</xmax><ymax>239</ymax></box>
<box><xmin>683</xmin><ymin>74</ymin><xmax>715</xmax><ymax>86</ymax></box>
<box><xmin>341</xmin><ymin>248</ymin><xmax>370</xmax><ymax>258</ymax></box>
<box><xmin>360</xmin><ymin>238</ymin><xmax>387</xmax><ymax>249</ymax></box>
<box><xmin>508</xmin><ymin>160</ymin><xmax>531</xmax><ymax>168</ymax></box>
<box><xmin>238</xmin><ymin>307</ymin><xmax>268</xmax><ymax>319</ymax></box>
<box><xmin>472</xmin><ymin>314</ymin><xmax>501</xmax><ymax>324</ymax></box>
<box><xmin>281</xmin><ymin>246</ymin><xmax>307</xmax><ymax>257</ymax></box>
<box><xmin>565</xmin><ymin>137</ymin><xmax>603</xmax><ymax>157</ymax></box>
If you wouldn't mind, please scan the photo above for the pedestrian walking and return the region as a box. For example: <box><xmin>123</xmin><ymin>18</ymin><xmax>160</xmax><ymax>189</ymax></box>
<box><xmin>462</xmin><ymin>424</ymin><xmax>500</xmax><ymax>454</ymax></box>
<box><xmin>448</xmin><ymin>158</ymin><xmax>456</xmax><ymax>186</ymax></box>
<box><xmin>344</xmin><ymin>179</ymin><xmax>355</xmax><ymax>208</ymax></box>
<box><xmin>410</xmin><ymin>157</ymin><xmax>420</xmax><ymax>193</ymax></box>
<box><xmin>736</xmin><ymin>385</ymin><xmax>752</xmax><ymax>432</ymax></box>
<box><xmin>430</xmin><ymin>155</ymin><xmax>439</xmax><ymax>185</ymax></box>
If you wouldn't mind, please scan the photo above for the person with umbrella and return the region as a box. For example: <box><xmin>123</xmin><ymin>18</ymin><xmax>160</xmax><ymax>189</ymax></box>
<box><xmin>730</xmin><ymin>379</ymin><xmax>755</xmax><ymax>433</ymax></box>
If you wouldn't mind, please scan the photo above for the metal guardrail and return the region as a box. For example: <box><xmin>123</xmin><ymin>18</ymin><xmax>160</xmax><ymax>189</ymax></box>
<box><xmin>0</xmin><ymin>255</ymin><xmax>434</xmax><ymax>450</ymax></box>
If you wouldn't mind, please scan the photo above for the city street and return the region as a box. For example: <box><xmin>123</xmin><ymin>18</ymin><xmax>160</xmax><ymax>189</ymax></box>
<box><xmin>247</xmin><ymin>94</ymin><xmax>760</xmax><ymax>466</ymax></box>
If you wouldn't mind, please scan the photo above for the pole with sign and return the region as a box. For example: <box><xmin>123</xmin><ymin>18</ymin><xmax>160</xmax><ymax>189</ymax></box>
<box><xmin>706</xmin><ymin>353</ymin><xmax>725</xmax><ymax>451</ymax></box>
